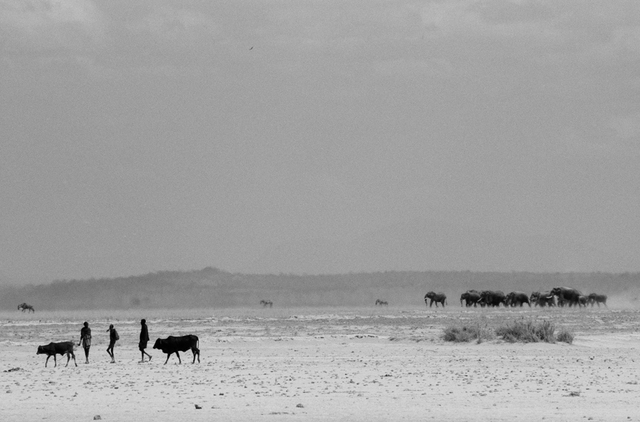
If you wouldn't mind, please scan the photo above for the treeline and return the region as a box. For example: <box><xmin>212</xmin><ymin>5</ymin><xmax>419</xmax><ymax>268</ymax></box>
<box><xmin>1</xmin><ymin>267</ymin><xmax>639</xmax><ymax>310</ymax></box>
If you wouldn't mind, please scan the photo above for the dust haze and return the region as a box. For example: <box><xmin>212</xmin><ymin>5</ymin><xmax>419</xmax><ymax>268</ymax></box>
<box><xmin>2</xmin><ymin>267</ymin><xmax>638</xmax><ymax>311</ymax></box>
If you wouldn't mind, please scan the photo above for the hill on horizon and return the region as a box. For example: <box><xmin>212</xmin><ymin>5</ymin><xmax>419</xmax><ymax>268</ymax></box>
<box><xmin>1</xmin><ymin>267</ymin><xmax>639</xmax><ymax>311</ymax></box>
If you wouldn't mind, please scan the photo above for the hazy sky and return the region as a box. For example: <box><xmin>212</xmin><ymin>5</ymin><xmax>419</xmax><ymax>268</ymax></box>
<box><xmin>2</xmin><ymin>0</ymin><xmax>639</xmax><ymax>283</ymax></box>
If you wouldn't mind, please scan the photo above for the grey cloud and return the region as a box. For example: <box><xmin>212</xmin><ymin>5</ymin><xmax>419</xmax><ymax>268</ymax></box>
<box><xmin>471</xmin><ymin>0</ymin><xmax>553</xmax><ymax>24</ymax></box>
<box><xmin>2</xmin><ymin>0</ymin><xmax>640</xmax><ymax>282</ymax></box>
<box><xmin>0</xmin><ymin>0</ymin><xmax>104</xmax><ymax>53</ymax></box>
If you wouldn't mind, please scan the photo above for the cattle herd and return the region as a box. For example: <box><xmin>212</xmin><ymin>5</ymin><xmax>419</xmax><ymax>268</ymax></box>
<box><xmin>35</xmin><ymin>335</ymin><xmax>201</xmax><ymax>368</ymax></box>
<box><xmin>422</xmin><ymin>287</ymin><xmax>608</xmax><ymax>308</ymax></box>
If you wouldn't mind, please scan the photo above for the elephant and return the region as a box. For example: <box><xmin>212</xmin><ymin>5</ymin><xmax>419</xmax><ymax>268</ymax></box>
<box><xmin>375</xmin><ymin>299</ymin><xmax>388</xmax><ymax>306</ymax></box>
<box><xmin>551</xmin><ymin>287</ymin><xmax>582</xmax><ymax>307</ymax></box>
<box><xmin>531</xmin><ymin>291</ymin><xmax>556</xmax><ymax>307</ymax></box>
<box><xmin>479</xmin><ymin>290</ymin><xmax>507</xmax><ymax>307</ymax></box>
<box><xmin>505</xmin><ymin>291</ymin><xmax>531</xmax><ymax>307</ymax></box>
<box><xmin>587</xmin><ymin>293</ymin><xmax>608</xmax><ymax>307</ymax></box>
<box><xmin>530</xmin><ymin>291</ymin><xmax>540</xmax><ymax>304</ymax></box>
<box><xmin>578</xmin><ymin>295</ymin><xmax>589</xmax><ymax>307</ymax></box>
<box><xmin>460</xmin><ymin>290</ymin><xmax>481</xmax><ymax>307</ymax></box>
<box><xmin>424</xmin><ymin>292</ymin><xmax>447</xmax><ymax>308</ymax></box>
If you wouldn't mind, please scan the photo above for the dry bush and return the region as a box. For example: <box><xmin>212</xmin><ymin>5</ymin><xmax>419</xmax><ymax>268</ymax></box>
<box><xmin>496</xmin><ymin>319</ymin><xmax>557</xmax><ymax>343</ymax></box>
<box><xmin>556</xmin><ymin>329</ymin><xmax>575</xmax><ymax>344</ymax></box>
<box><xmin>443</xmin><ymin>324</ymin><xmax>494</xmax><ymax>343</ymax></box>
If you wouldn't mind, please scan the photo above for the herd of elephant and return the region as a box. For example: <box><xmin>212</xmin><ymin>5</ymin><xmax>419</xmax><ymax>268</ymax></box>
<box><xmin>423</xmin><ymin>288</ymin><xmax>608</xmax><ymax>308</ymax></box>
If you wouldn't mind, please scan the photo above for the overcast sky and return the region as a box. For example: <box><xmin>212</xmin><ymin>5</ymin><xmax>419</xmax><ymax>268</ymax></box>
<box><xmin>1</xmin><ymin>0</ymin><xmax>639</xmax><ymax>283</ymax></box>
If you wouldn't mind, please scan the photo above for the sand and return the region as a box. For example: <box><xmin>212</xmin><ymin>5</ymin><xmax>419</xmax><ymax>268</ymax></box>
<box><xmin>1</xmin><ymin>306</ymin><xmax>639</xmax><ymax>421</ymax></box>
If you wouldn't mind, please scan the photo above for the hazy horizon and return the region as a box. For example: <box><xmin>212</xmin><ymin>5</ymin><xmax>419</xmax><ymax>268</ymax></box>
<box><xmin>2</xmin><ymin>1</ymin><xmax>640</xmax><ymax>285</ymax></box>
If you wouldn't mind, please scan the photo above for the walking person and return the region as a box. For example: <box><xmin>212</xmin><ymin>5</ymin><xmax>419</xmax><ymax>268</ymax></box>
<box><xmin>106</xmin><ymin>324</ymin><xmax>119</xmax><ymax>363</ymax></box>
<box><xmin>139</xmin><ymin>319</ymin><xmax>152</xmax><ymax>363</ymax></box>
<box><xmin>79</xmin><ymin>322</ymin><xmax>92</xmax><ymax>364</ymax></box>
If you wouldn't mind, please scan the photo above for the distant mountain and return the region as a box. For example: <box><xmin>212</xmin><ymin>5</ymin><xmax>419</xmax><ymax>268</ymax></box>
<box><xmin>1</xmin><ymin>266</ymin><xmax>638</xmax><ymax>310</ymax></box>
<box><xmin>241</xmin><ymin>219</ymin><xmax>636</xmax><ymax>275</ymax></box>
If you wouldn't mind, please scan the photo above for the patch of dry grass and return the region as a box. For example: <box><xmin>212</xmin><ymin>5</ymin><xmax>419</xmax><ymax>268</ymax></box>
<box><xmin>442</xmin><ymin>324</ymin><xmax>495</xmax><ymax>343</ymax></box>
<box><xmin>444</xmin><ymin>318</ymin><xmax>575</xmax><ymax>344</ymax></box>
<box><xmin>496</xmin><ymin>319</ymin><xmax>556</xmax><ymax>343</ymax></box>
<box><xmin>556</xmin><ymin>328</ymin><xmax>575</xmax><ymax>344</ymax></box>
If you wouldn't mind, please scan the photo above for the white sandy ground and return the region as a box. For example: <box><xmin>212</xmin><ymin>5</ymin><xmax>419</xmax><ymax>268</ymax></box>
<box><xmin>1</xmin><ymin>307</ymin><xmax>639</xmax><ymax>422</ymax></box>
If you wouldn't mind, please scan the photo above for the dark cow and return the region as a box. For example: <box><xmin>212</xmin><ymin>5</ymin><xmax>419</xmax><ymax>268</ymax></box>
<box><xmin>153</xmin><ymin>335</ymin><xmax>200</xmax><ymax>364</ymax></box>
<box><xmin>36</xmin><ymin>341</ymin><xmax>77</xmax><ymax>367</ymax></box>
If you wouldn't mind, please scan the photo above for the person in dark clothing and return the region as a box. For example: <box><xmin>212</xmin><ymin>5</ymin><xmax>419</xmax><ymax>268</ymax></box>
<box><xmin>79</xmin><ymin>322</ymin><xmax>92</xmax><ymax>364</ymax></box>
<box><xmin>106</xmin><ymin>324</ymin><xmax>118</xmax><ymax>363</ymax></box>
<box><xmin>139</xmin><ymin>319</ymin><xmax>152</xmax><ymax>363</ymax></box>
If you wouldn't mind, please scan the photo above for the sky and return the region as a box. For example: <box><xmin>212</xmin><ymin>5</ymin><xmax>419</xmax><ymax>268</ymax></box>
<box><xmin>1</xmin><ymin>0</ymin><xmax>640</xmax><ymax>284</ymax></box>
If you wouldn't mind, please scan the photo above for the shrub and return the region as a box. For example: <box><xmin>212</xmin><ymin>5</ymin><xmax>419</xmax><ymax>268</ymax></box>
<box><xmin>556</xmin><ymin>329</ymin><xmax>575</xmax><ymax>344</ymax></box>
<box><xmin>443</xmin><ymin>324</ymin><xmax>494</xmax><ymax>343</ymax></box>
<box><xmin>444</xmin><ymin>318</ymin><xmax>575</xmax><ymax>345</ymax></box>
<box><xmin>496</xmin><ymin>319</ymin><xmax>556</xmax><ymax>343</ymax></box>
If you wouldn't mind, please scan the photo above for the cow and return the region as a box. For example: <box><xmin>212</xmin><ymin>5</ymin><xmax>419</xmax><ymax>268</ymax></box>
<box><xmin>36</xmin><ymin>341</ymin><xmax>77</xmax><ymax>367</ymax></box>
<box><xmin>153</xmin><ymin>335</ymin><xmax>200</xmax><ymax>364</ymax></box>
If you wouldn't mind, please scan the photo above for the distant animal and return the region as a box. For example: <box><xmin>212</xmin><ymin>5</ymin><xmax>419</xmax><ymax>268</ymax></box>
<box><xmin>531</xmin><ymin>291</ymin><xmax>556</xmax><ymax>307</ymax></box>
<box><xmin>505</xmin><ymin>291</ymin><xmax>531</xmax><ymax>307</ymax></box>
<box><xmin>424</xmin><ymin>292</ymin><xmax>447</xmax><ymax>308</ymax></box>
<box><xmin>588</xmin><ymin>293</ymin><xmax>608</xmax><ymax>307</ymax></box>
<box><xmin>260</xmin><ymin>300</ymin><xmax>273</xmax><ymax>308</ymax></box>
<box><xmin>478</xmin><ymin>290</ymin><xmax>507</xmax><ymax>307</ymax></box>
<box><xmin>577</xmin><ymin>295</ymin><xmax>589</xmax><ymax>307</ymax></box>
<box><xmin>18</xmin><ymin>303</ymin><xmax>35</xmax><ymax>313</ymax></box>
<box><xmin>153</xmin><ymin>335</ymin><xmax>200</xmax><ymax>364</ymax></box>
<box><xmin>530</xmin><ymin>292</ymin><xmax>540</xmax><ymax>304</ymax></box>
<box><xmin>551</xmin><ymin>287</ymin><xmax>582</xmax><ymax>307</ymax></box>
<box><xmin>460</xmin><ymin>290</ymin><xmax>481</xmax><ymax>307</ymax></box>
<box><xmin>375</xmin><ymin>299</ymin><xmax>388</xmax><ymax>306</ymax></box>
<box><xmin>36</xmin><ymin>341</ymin><xmax>77</xmax><ymax>367</ymax></box>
